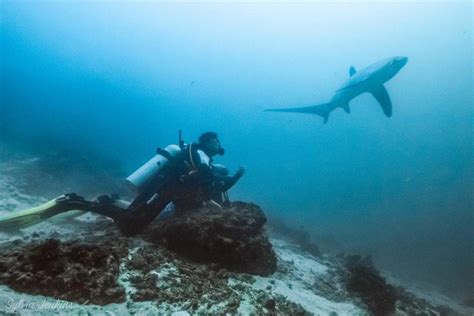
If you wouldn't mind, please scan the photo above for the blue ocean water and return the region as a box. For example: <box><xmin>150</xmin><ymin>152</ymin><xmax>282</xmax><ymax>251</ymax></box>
<box><xmin>1</xmin><ymin>2</ymin><xmax>472</xmax><ymax>298</ymax></box>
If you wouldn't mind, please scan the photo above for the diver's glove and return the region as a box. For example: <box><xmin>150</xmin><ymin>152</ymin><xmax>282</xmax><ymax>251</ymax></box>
<box><xmin>215</xmin><ymin>166</ymin><xmax>246</xmax><ymax>192</ymax></box>
<box><xmin>234</xmin><ymin>166</ymin><xmax>246</xmax><ymax>180</ymax></box>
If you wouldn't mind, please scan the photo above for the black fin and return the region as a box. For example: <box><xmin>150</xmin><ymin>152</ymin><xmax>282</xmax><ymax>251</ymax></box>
<box><xmin>370</xmin><ymin>85</ymin><xmax>392</xmax><ymax>117</ymax></box>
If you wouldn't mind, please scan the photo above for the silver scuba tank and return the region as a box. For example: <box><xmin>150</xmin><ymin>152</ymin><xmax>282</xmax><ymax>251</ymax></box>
<box><xmin>126</xmin><ymin>144</ymin><xmax>182</xmax><ymax>194</ymax></box>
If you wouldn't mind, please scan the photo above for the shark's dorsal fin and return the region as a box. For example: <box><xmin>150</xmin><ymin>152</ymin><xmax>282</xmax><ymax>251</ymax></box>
<box><xmin>349</xmin><ymin>66</ymin><xmax>356</xmax><ymax>77</ymax></box>
<box><xmin>370</xmin><ymin>85</ymin><xmax>392</xmax><ymax>117</ymax></box>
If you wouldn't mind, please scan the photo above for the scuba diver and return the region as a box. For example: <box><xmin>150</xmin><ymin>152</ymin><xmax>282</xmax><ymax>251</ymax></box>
<box><xmin>0</xmin><ymin>132</ymin><xmax>245</xmax><ymax>237</ymax></box>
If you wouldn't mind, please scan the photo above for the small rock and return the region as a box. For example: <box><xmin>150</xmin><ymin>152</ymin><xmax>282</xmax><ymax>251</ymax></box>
<box><xmin>227</xmin><ymin>298</ymin><xmax>240</xmax><ymax>309</ymax></box>
<box><xmin>232</xmin><ymin>283</ymin><xmax>246</xmax><ymax>291</ymax></box>
<box><xmin>217</xmin><ymin>269</ymin><xmax>228</xmax><ymax>278</ymax></box>
<box><xmin>264</xmin><ymin>298</ymin><xmax>276</xmax><ymax>310</ymax></box>
<box><xmin>12</xmin><ymin>239</ymin><xmax>22</xmax><ymax>245</ymax></box>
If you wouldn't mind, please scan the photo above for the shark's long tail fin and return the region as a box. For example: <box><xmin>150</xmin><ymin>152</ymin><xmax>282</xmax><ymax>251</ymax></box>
<box><xmin>265</xmin><ymin>102</ymin><xmax>332</xmax><ymax>124</ymax></box>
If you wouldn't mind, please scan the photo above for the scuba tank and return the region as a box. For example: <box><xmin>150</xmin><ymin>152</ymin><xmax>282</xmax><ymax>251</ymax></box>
<box><xmin>125</xmin><ymin>131</ymin><xmax>188</xmax><ymax>210</ymax></box>
<box><xmin>126</xmin><ymin>130</ymin><xmax>188</xmax><ymax>202</ymax></box>
<box><xmin>126</xmin><ymin>144</ymin><xmax>183</xmax><ymax>194</ymax></box>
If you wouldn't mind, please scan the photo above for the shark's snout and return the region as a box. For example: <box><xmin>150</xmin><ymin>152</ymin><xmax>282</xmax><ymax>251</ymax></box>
<box><xmin>395</xmin><ymin>56</ymin><xmax>408</xmax><ymax>68</ymax></box>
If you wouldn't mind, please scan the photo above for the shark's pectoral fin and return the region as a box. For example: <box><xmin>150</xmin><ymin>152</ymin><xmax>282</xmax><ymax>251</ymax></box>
<box><xmin>341</xmin><ymin>103</ymin><xmax>351</xmax><ymax>114</ymax></box>
<box><xmin>370</xmin><ymin>85</ymin><xmax>392</xmax><ymax>117</ymax></box>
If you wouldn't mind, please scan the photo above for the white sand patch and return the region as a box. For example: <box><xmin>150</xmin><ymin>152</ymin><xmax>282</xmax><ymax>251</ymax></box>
<box><xmin>235</xmin><ymin>296</ymin><xmax>256</xmax><ymax>314</ymax></box>
<box><xmin>0</xmin><ymin>158</ymin><xmax>47</xmax><ymax>213</ymax></box>
<box><xmin>273</xmin><ymin>239</ymin><xmax>329</xmax><ymax>283</ymax></box>
<box><xmin>228</xmin><ymin>238</ymin><xmax>366</xmax><ymax>315</ymax></box>
<box><xmin>384</xmin><ymin>272</ymin><xmax>473</xmax><ymax>315</ymax></box>
<box><xmin>255</xmin><ymin>276</ymin><xmax>364</xmax><ymax>315</ymax></box>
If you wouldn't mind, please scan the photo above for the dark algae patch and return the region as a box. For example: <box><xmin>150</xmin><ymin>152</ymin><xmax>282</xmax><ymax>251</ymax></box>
<box><xmin>0</xmin><ymin>237</ymin><xmax>128</xmax><ymax>305</ymax></box>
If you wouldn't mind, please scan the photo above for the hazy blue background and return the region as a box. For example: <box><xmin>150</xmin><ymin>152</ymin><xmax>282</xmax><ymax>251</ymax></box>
<box><xmin>1</xmin><ymin>2</ymin><xmax>472</xmax><ymax>298</ymax></box>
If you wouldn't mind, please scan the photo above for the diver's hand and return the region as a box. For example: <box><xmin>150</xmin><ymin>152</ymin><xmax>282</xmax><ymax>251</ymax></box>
<box><xmin>235</xmin><ymin>166</ymin><xmax>246</xmax><ymax>179</ymax></box>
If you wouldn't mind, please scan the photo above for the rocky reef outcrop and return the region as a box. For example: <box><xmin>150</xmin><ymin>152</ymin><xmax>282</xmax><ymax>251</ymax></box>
<box><xmin>342</xmin><ymin>255</ymin><xmax>397</xmax><ymax>316</ymax></box>
<box><xmin>0</xmin><ymin>201</ymin><xmax>277</xmax><ymax>309</ymax></box>
<box><xmin>124</xmin><ymin>244</ymin><xmax>308</xmax><ymax>314</ymax></box>
<box><xmin>144</xmin><ymin>201</ymin><xmax>277</xmax><ymax>276</ymax></box>
<box><xmin>0</xmin><ymin>236</ymin><xmax>128</xmax><ymax>305</ymax></box>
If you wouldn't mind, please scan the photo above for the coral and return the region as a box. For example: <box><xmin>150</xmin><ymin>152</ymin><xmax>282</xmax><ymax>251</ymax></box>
<box><xmin>343</xmin><ymin>255</ymin><xmax>397</xmax><ymax>316</ymax></box>
<box><xmin>0</xmin><ymin>237</ymin><xmax>128</xmax><ymax>305</ymax></box>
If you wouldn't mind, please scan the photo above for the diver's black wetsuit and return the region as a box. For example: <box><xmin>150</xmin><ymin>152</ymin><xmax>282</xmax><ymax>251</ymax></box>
<box><xmin>85</xmin><ymin>142</ymin><xmax>219</xmax><ymax>236</ymax></box>
<box><xmin>0</xmin><ymin>132</ymin><xmax>244</xmax><ymax>235</ymax></box>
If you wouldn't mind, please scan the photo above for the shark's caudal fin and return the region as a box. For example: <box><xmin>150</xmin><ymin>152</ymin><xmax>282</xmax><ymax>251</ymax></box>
<box><xmin>370</xmin><ymin>85</ymin><xmax>392</xmax><ymax>117</ymax></box>
<box><xmin>265</xmin><ymin>103</ymin><xmax>332</xmax><ymax>124</ymax></box>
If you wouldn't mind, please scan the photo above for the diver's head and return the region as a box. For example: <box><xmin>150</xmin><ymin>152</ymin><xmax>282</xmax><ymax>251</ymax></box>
<box><xmin>198</xmin><ymin>131</ymin><xmax>225</xmax><ymax>157</ymax></box>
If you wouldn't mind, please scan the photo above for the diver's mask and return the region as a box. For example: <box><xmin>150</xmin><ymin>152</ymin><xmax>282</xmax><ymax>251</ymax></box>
<box><xmin>214</xmin><ymin>138</ymin><xmax>225</xmax><ymax>156</ymax></box>
<box><xmin>201</xmin><ymin>137</ymin><xmax>225</xmax><ymax>156</ymax></box>
<box><xmin>218</xmin><ymin>146</ymin><xmax>225</xmax><ymax>156</ymax></box>
<box><xmin>208</xmin><ymin>138</ymin><xmax>225</xmax><ymax>156</ymax></box>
